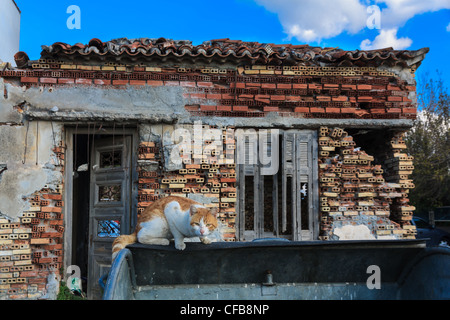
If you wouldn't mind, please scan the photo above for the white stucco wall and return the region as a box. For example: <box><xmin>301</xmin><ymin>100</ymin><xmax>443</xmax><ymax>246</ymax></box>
<box><xmin>0</xmin><ymin>0</ymin><xmax>21</xmax><ymax>66</ymax></box>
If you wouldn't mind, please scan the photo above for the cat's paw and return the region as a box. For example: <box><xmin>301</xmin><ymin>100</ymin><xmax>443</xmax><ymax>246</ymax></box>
<box><xmin>175</xmin><ymin>242</ymin><xmax>186</xmax><ymax>250</ymax></box>
<box><xmin>160</xmin><ymin>239</ymin><xmax>170</xmax><ymax>246</ymax></box>
<box><xmin>200</xmin><ymin>237</ymin><xmax>212</xmax><ymax>245</ymax></box>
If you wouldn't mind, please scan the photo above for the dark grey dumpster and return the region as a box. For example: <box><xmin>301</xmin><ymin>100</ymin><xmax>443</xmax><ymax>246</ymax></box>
<box><xmin>103</xmin><ymin>239</ymin><xmax>450</xmax><ymax>300</ymax></box>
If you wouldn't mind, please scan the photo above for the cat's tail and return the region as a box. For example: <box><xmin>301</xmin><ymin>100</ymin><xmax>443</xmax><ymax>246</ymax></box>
<box><xmin>112</xmin><ymin>232</ymin><xmax>137</xmax><ymax>260</ymax></box>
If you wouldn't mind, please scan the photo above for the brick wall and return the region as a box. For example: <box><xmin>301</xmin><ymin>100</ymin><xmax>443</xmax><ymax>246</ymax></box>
<box><xmin>137</xmin><ymin>126</ymin><xmax>237</xmax><ymax>241</ymax></box>
<box><xmin>0</xmin><ymin>142</ymin><xmax>65</xmax><ymax>300</ymax></box>
<box><xmin>0</xmin><ymin>62</ymin><xmax>417</xmax><ymax>120</ymax></box>
<box><xmin>318</xmin><ymin>127</ymin><xmax>415</xmax><ymax>240</ymax></box>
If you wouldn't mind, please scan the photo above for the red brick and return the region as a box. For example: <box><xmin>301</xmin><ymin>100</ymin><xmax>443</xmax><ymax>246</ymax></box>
<box><xmin>332</xmin><ymin>96</ymin><xmax>347</xmax><ymax>102</ymax></box>
<box><xmin>402</xmin><ymin>97</ymin><xmax>412</xmax><ymax>102</ymax></box>
<box><xmin>341</xmin><ymin>84</ymin><xmax>356</xmax><ymax>90</ymax></box>
<box><xmin>310</xmin><ymin>107</ymin><xmax>325</xmax><ymax>113</ymax></box>
<box><xmin>147</xmin><ymin>80</ymin><xmax>163</xmax><ymax>86</ymax></box>
<box><xmin>308</xmin><ymin>84</ymin><xmax>322</xmax><ymax>90</ymax></box>
<box><xmin>43</xmin><ymin>244</ymin><xmax>63</xmax><ymax>250</ymax></box>
<box><xmin>324</xmin><ymin>84</ymin><xmax>339</xmax><ymax>89</ymax></box>
<box><xmin>58</xmin><ymin>78</ymin><xmax>75</xmax><ymax>84</ymax></box>
<box><xmin>355</xmin><ymin>109</ymin><xmax>369</xmax><ymax>117</ymax></box>
<box><xmin>20</xmin><ymin>271</ymin><xmax>37</xmax><ymax>278</ymax></box>
<box><xmin>387</xmin><ymin>108</ymin><xmax>401</xmax><ymax>113</ymax></box>
<box><xmin>316</xmin><ymin>96</ymin><xmax>331</xmax><ymax>102</ymax></box>
<box><xmin>206</xmin><ymin>94</ymin><xmax>222</xmax><ymax>100</ymax></box>
<box><xmin>255</xmin><ymin>97</ymin><xmax>270</xmax><ymax>104</ymax></box>
<box><xmin>357</xmin><ymin>84</ymin><xmax>372</xmax><ymax>90</ymax></box>
<box><xmin>233</xmin><ymin>105</ymin><xmax>248</xmax><ymax>111</ymax></box>
<box><xmin>263</xmin><ymin>107</ymin><xmax>279</xmax><ymax>112</ymax></box>
<box><xmin>286</xmin><ymin>96</ymin><xmax>301</xmax><ymax>101</ymax></box>
<box><xmin>261</xmin><ymin>83</ymin><xmax>276</xmax><ymax>89</ymax></box>
<box><xmin>221</xmin><ymin>93</ymin><xmax>234</xmax><ymax>100</ymax></box>
<box><xmin>27</xmin><ymin>278</ymin><xmax>47</xmax><ymax>284</ymax></box>
<box><xmin>40</xmin><ymin>232</ymin><xmax>63</xmax><ymax>238</ymax></box>
<box><xmin>38</xmin><ymin>258</ymin><xmax>53</xmax><ymax>264</ymax></box>
<box><xmin>21</xmin><ymin>77</ymin><xmax>39</xmax><ymax>83</ymax></box>
<box><xmin>42</xmin><ymin>194</ymin><xmax>62</xmax><ymax>200</ymax></box>
<box><xmin>325</xmin><ymin>108</ymin><xmax>341</xmax><ymax>113</ymax></box>
<box><xmin>130</xmin><ymin>80</ymin><xmax>146</xmax><ymax>86</ymax></box>
<box><xmin>341</xmin><ymin>108</ymin><xmax>356</xmax><ymax>113</ymax></box>
<box><xmin>294</xmin><ymin>107</ymin><xmax>310</xmax><ymax>113</ymax></box>
<box><xmin>277</xmin><ymin>83</ymin><xmax>291</xmax><ymax>89</ymax></box>
<box><xmin>292</xmin><ymin>83</ymin><xmax>308</xmax><ymax>89</ymax></box>
<box><xmin>403</xmin><ymin>108</ymin><xmax>417</xmax><ymax>114</ymax></box>
<box><xmin>197</xmin><ymin>81</ymin><xmax>214</xmax><ymax>88</ymax></box>
<box><xmin>246</xmin><ymin>83</ymin><xmax>261</xmax><ymax>88</ymax></box>
<box><xmin>41</xmin><ymin>206</ymin><xmax>62</xmax><ymax>213</ymax></box>
<box><xmin>358</xmin><ymin>96</ymin><xmax>373</xmax><ymax>102</ymax></box>
<box><xmin>75</xmin><ymin>78</ymin><xmax>93</xmax><ymax>85</ymax></box>
<box><xmin>180</xmin><ymin>81</ymin><xmax>197</xmax><ymax>87</ymax></box>
<box><xmin>164</xmin><ymin>81</ymin><xmax>179</xmax><ymax>86</ymax></box>
<box><xmin>94</xmin><ymin>79</ymin><xmax>111</xmax><ymax>85</ymax></box>
<box><xmin>112</xmin><ymin>79</ymin><xmax>128</xmax><ymax>85</ymax></box>
<box><xmin>40</xmin><ymin>77</ymin><xmax>57</xmax><ymax>84</ymax></box>
<box><xmin>238</xmin><ymin>94</ymin><xmax>253</xmax><ymax>99</ymax></box>
<box><xmin>406</xmin><ymin>86</ymin><xmax>416</xmax><ymax>91</ymax></box>
<box><xmin>190</xmin><ymin>93</ymin><xmax>206</xmax><ymax>99</ymax></box>
<box><xmin>387</xmin><ymin>96</ymin><xmax>402</xmax><ymax>102</ymax></box>
<box><xmin>217</xmin><ymin>105</ymin><xmax>232</xmax><ymax>111</ymax></box>
<box><xmin>370</xmin><ymin>108</ymin><xmax>386</xmax><ymax>114</ymax></box>
<box><xmin>200</xmin><ymin>105</ymin><xmax>216</xmax><ymax>111</ymax></box>
<box><xmin>52</xmin><ymin>256</ymin><xmax>63</xmax><ymax>263</ymax></box>
<box><xmin>270</xmin><ymin>95</ymin><xmax>285</xmax><ymax>101</ymax></box>
<box><xmin>387</xmin><ymin>85</ymin><xmax>401</xmax><ymax>91</ymax></box>
<box><xmin>185</xmin><ymin>105</ymin><xmax>199</xmax><ymax>111</ymax></box>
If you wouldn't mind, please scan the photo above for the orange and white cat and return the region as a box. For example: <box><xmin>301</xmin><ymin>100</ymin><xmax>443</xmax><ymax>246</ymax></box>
<box><xmin>112</xmin><ymin>196</ymin><xmax>218</xmax><ymax>259</ymax></box>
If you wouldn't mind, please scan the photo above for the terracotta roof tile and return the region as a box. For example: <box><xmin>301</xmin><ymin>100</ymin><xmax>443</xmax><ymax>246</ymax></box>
<box><xmin>23</xmin><ymin>37</ymin><xmax>428</xmax><ymax>69</ymax></box>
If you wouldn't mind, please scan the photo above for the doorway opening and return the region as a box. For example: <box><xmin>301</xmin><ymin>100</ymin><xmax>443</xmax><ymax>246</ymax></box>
<box><xmin>67</xmin><ymin>127</ymin><xmax>136</xmax><ymax>299</ymax></box>
<box><xmin>71</xmin><ymin>134</ymin><xmax>90</xmax><ymax>295</ymax></box>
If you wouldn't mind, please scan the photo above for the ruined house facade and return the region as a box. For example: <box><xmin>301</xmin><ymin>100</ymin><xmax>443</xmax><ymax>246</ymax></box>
<box><xmin>0</xmin><ymin>38</ymin><xmax>427</xmax><ymax>299</ymax></box>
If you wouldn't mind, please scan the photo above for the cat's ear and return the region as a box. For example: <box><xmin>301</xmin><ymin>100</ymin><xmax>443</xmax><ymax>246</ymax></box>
<box><xmin>209</xmin><ymin>207</ymin><xmax>218</xmax><ymax>217</ymax></box>
<box><xmin>190</xmin><ymin>205</ymin><xmax>198</xmax><ymax>216</ymax></box>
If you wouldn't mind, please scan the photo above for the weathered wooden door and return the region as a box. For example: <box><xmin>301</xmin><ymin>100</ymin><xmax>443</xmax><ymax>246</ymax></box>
<box><xmin>237</xmin><ymin>129</ymin><xmax>318</xmax><ymax>241</ymax></box>
<box><xmin>88</xmin><ymin>136</ymin><xmax>132</xmax><ymax>299</ymax></box>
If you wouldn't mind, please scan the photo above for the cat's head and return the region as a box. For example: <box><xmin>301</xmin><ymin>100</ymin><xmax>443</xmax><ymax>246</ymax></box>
<box><xmin>189</xmin><ymin>205</ymin><xmax>218</xmax><ymax>237</ymax></box>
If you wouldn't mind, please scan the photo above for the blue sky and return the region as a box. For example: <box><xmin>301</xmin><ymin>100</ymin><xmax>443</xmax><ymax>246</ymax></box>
<box><xmin>15</xmin><ymin>0</ymin><xmax>450</xmax><ymax>87</ymax></box>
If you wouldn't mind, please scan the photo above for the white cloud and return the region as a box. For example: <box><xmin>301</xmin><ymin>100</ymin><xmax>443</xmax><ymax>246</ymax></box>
<box><xmin>375</xmin><ymin>0</ymin><xmax>450</xmax><ymax>29</ymax></box>
<box><xmin>360</xmin><ymin>28</ymin><xmax>412</xmax><ymax>50</ymax></box>
<box><xmin>254</xmin><ymin>0</ymin><xmax>367</xmax><ymax>43</ymax></box>
<box><xmin>447</xmin><ymin>22</ymin><xmax>450</xmax><ymax>32</ymax></box>
<box><xmin>254</xmin><ymin>0</ymin><xmax>450</xmax><ymax>45</ymax></box>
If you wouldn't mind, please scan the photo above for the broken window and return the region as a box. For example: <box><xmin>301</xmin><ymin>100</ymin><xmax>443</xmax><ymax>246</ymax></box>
<box><xmin>97</xmin><ymin>219</ymin><xmax>121</xmax><ymax>238</ymax></box>
<box><xmin>237</xmin><ymin>129</ymin><xmax>318</xmax><ymax>241</ymax></box>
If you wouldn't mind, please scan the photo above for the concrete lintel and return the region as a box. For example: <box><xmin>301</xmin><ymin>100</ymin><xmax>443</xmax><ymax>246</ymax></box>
<box><xmin>183</xmin><ymin>116</ymin><xmax>414</xmax><ymax>129</ymax></box>
<box><xmin>25</xmin><ymin>110</ymin><xmax>178</xmax><ymax>124</ymax></box>
<box><xmin>24</xmin><ymin>110</ymin><xmax>414</xmax><ymax>129</ymax></box>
